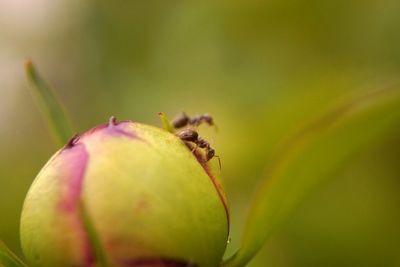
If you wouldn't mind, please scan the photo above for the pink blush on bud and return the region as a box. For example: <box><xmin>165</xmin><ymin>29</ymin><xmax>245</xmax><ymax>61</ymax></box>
<box><xmin>58</xmin><ymin>143</ymin><xmax>89</xmax><ymax>212</ymax></box>
<box><xmin>56</xmin><ymin>143</ymin><xmax>94</xmax><ymax>266</ymax></box>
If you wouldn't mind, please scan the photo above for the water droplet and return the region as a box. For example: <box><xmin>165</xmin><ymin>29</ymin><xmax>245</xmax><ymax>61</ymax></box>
<box><xmin>227</xmin><ymin>236</ymin><xmax>232</xmax><ymax>244</ymax></box>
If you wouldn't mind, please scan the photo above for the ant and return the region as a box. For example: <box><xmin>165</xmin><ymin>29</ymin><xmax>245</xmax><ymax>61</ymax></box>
<box><xmin>172</xmin><ymin>113</ymin><xmax>215</xmax><ymax>129</ymax></box>
<box><xmin>173</xmin><ymin>112</ymin><xmax>220</xmax><ymax>167</ymax></box>
<box><xmin>177</xmin><ymin>129</ymin><xmax>221</xmax><ymax>169</ymax></box>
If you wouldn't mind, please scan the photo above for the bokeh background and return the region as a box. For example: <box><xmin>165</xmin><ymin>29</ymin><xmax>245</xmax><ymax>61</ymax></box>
<box><xmin>1</xmin><ymin>1</ymin><xmax>400</xmax><ymax>266</ymax></box>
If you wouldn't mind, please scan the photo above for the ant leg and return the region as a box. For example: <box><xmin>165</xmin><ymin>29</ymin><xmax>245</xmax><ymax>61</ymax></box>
<box><xmin>214</xmin><ymin>155</ymin><xmax>222</xmax><ymax>172</ymax></box>
<box><xmin>213</xmin><ymin>124</ymin><xmax>219</xmax><ymax>133</ymax></box>
<box><xmin>210</xmin><ymin>136</ymin><xmax>216</xmax><ymax>148</ymax></box>
<box><xmin>191</xmin><ymin>143</ymin><xmax>198</xmax><ymax>153</ymax></box>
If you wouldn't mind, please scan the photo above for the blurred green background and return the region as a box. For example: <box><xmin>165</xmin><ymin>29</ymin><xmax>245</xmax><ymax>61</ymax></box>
<box><xmin>1</xmin><ymin>1</ymin><xmax>400</xmax><ymax>266</ymax></box>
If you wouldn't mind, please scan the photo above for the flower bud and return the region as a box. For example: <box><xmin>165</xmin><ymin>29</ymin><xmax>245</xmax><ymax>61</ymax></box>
<box><xmin>20</xmin><ymin>118</ymin><xmax>229</xmax><ymax>267</ymax></box>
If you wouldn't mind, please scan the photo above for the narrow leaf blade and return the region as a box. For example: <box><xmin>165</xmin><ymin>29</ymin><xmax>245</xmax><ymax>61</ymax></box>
<box><xmin>25</xmin><ymin>60</ymin><xmax>73</xmax><ymax>146</ymax></box>
<box><xmin>224</xmin><ymin>87</ymin><xmax>400</xmax><ymax>267</ymax></box>
<box><xmin>0</xmin><ymin>241</ymin><xmax>28</xmax><ymax>267</ymax></box>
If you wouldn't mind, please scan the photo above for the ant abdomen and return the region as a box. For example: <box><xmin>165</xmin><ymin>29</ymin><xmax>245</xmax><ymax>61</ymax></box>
<box><xmin>172</xmin><ymin>113</ymin><xmax>190</xmax><ymax>129</ymax></box>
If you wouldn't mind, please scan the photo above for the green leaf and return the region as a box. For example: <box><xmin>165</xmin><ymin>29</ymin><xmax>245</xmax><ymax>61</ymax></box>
<box><xmin>223</xmin><ymin>87</ymin><xmax>400</xmax><ymax>267</ymax></box>
<box><xmin>25</xmin><ymin>60</ymin><xmax>73</xmax><ymax>146</ymax></box>
<box><xmin>0</xmin><ymin>241</ymin><xmax>28</xmax><ymax>267</ymax></box>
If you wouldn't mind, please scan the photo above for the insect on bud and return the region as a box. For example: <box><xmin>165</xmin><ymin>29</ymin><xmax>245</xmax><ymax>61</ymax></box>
<box><xmin>20</xmin><ymin>117</ymin><xmax>229</xmax><ymax>267</ymax></box>
<box><xmin>171</xmin><ymin>113</ymin><xmax>190</xmax><ymax>129</ymax></box>
<box><xmin>177</xmin><ymin>129</ymin><xmax>199</xmax><ymax>142</ymax></box>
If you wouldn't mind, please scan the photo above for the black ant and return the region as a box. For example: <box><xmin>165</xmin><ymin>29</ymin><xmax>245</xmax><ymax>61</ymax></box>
<box><xmin>172</xmin><ymin>113</ymin><xmax>215</xmax><ymax>129</ymax></box>
<box><xmin>173</xmin><ymin>112</ymin><xmax>220</xmax><ymax>167</ymax></box>
<box><xmin>176</xmin><ymin>129</ymin><xmax>221</xmax><ymax>169</ymax></box>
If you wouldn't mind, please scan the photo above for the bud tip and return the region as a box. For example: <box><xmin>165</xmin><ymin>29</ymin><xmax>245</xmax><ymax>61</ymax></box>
<box><xmin>109</xmin><ymin>116</ymin><xmax>118</xmax><ymax>127</ymax></box>
<box><xmin>64</xmin><ymin>133</ymin><xmax>80</xmax><ymax>149</ymax></box>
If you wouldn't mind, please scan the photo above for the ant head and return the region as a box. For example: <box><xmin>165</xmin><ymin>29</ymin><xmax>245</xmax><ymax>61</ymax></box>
<box><xmin>206</xmin><ymin>147</ymin><xmax>215</xmax><ymax>161</ymax></box>
<box><xmin>177</xmin><ymin>129</ymin><xmax>198</xmax><ymax>142</ymax></box>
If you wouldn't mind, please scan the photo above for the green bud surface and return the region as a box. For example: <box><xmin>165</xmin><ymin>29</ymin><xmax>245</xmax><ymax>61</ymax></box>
<box><xmin>20</xmin><ymin>119</ymin><xmax>229</xmax><ymax>267</ymax></box>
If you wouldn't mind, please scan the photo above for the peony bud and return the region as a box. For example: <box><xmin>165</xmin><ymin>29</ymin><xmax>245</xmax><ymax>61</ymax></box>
<box><xmin>20</xmin><ymin>117</ymin><xmax>229</xmax><ymax>267</ymax></box>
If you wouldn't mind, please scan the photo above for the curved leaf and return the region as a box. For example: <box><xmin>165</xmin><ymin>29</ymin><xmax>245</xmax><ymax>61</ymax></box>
<box><xmin>223</xmin><ymin>86</ymin><xmax>400</xmax><ymax>267</ymax></box>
